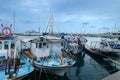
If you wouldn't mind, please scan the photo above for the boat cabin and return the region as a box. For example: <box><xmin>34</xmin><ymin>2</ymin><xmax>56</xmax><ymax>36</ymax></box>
<box><xmin>0</xmin><ymin>36</ymin><xmax>16</xmax><ymax>59</ymax></box>
<box><xmin>21</xmin><ymin>36</ymin><xmax>49</xmax><ymax>60</ymax></box>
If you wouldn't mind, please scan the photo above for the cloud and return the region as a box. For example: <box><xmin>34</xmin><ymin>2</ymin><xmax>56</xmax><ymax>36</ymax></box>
<box><xmin>22</xmin><ymin>20</ymin><xmax>34</xmax><ymax>24</ymax></box>
<box><xmin>58</xmin><ymin>14</ymin><xmax>77</xmax><ymax>23</ymax></box>
<box><xmin>80</xmin><ymin>15</ymin><xmax>111</xmax><ymax>21</ymax></box>
<box><xmin>0</xmin><ymin>18</ymin><xmax>3</xmax><ymax>22</ymax></box>
<box><xmin>20</xmin><ymin>0</ymin><xmax>50</xmax><ymax>7</ymax></box>
<box><xmin>56</xmin><ymin>13</ymin><xmax>112</xmax><ymax>24</ymax></box>
<box><xmin>0</xmin><ymin>0</ymin><xmax>120</xmax><ymax>33</ymax></box>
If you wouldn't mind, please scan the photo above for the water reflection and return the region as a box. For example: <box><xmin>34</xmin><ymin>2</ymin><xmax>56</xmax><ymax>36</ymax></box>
<box><xmin>75</xmin><ymin>53</ymin><xmax>85</xmax><ymax>77</ymax></box>
<box><xmin>87</xmin><ymin>53</ymin><xmax>119</xmax><ymax>74</ymax></box>
<box><xmin>66</xmin><ymin>53</ymin><xmax>85</xmax><ymax>80</ymax></box>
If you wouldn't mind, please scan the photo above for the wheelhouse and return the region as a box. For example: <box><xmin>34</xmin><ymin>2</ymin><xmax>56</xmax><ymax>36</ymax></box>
<box><xmin>0</xmin><ymin>36</ymin><xmax>16</xmax><ymax>59</ymax></box>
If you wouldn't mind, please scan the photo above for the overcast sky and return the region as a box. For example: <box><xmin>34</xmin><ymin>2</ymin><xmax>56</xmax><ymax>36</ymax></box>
<box><xmin>0</xmin><ymin>0</ymin><xmax>120</xmax><ymax>33</ymax></box>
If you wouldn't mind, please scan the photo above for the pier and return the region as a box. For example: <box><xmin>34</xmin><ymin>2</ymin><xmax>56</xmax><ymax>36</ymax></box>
<box><xmin>102</xmin><ymin>71</ymin><xmax>120</xmax><ymax>80</ymax></box>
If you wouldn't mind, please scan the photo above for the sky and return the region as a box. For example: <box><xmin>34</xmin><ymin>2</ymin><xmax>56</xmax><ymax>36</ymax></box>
<box><xmin>0</xmin><ymin>0</ymin><xmax>120</xmax><ymax>34</ymax></box>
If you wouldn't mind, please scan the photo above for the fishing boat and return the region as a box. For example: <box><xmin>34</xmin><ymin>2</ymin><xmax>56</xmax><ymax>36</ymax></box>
<box><xmin>20</xmin><ymin>36</ymin><xmax>75</xmax><ymax>77</ymax></box>
<box><xmin>0</xmin><ymin>25</ymin><xmax>34</xmax><ymax>80</ymax></box>
<box><xmin>85</xmin><ymin>39</ymin><xmax>120</xmax><ymax>58</ymax></box>
<box><xmin>61</xmin><ymin>35</ymin><xmax>86</xmax><ymax>57</ymax></box>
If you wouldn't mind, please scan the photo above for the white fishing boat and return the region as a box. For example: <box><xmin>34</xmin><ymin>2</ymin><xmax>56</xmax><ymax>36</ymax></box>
<box><xmin>0</xmin><ymin>25</ymin><xmax>34</xmax><ymax>80</ymax></box>
<box><xmin>91</xmin><ymin>39</ymin><xmax>120</xmax><ymax>53</ymax></box>
<box><xmin>85</xmin><ymin>39</ymin><xmax>120</xmax><ymax>58</ymax></box>
<box><xmin>20</xmin><ymin>36</ymin><xmax>75</xmax><ymax>76</ymax></box>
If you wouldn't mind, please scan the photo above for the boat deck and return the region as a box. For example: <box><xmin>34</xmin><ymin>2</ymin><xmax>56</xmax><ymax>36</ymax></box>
<box><xmin>24</xmin><ymin>50</ymin><xmax>36</xmax><ymax>59</ymax></box>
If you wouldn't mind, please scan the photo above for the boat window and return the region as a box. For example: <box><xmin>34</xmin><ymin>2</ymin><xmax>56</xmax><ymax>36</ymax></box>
<box><xmin>11</xmin><ymin>41</ymin><xmax>15</xmax><ymax>49</ymax></box>
<box><xmin>39</xmin><ymin>43</ymin><xmax>42</xmax><ymax>48</ymax></box>
<box><xmin>43</xmin><ymin>42</ymin><xmax>46</xmax><ymax>46</ymax></box>
<box><xmin>4</xmin><ymin>41</ymin><xmax>9</xmax><ymax>49</ymax></box>
<box><xmin>36</xmin><ymin>43</ymin><xmax>38</xmax><ymax>48</ymax></box>
<box><xmin>0</xmin><ymin>42</ymin><xmax>2</xmax><ymax>49</ymax></box>
<box><xmin>109</xmin><ymin>42</ymin><xmax>113</xmax><ymax>45</ymax></box>
<box><xmin>100</xmin><ymin>42</ymin><xmax>107</xmax><ymax>46</ymax></box>
<box><xmin>40</xmin><ymin>37</ymin><xmax>44</xmax><ymax>41</ymax></box>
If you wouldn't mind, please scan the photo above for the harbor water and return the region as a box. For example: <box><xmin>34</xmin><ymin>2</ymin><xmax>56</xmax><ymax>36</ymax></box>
<box><xmin>18</xmin><ymin>36</ymin><xmax>119</xmax><ymax>80</ymax></box>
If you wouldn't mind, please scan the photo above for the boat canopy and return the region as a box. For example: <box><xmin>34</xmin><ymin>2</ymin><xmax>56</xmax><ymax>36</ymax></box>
<box><xmin>20</xmin><ymin>37</ymin><xmax>37</xmax><ymax>43</ymax></box>
<box><xmin>21</xmin><ymin>36</ymin><xmax>61</xmax><ymax>43</ymax></box>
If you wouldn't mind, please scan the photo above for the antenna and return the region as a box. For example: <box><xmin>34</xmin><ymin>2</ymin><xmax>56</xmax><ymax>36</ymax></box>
<box><xmin>10</xmin><ymin>24</ymin><xmax>12</xmax><ymax>28</ymax></box>
<box><xmin>39</xmin><ymin>27</ymin><xmax>40</xmax><ymax>33</ymax></box>
<box><xmin>114</xmin><ymin>24</ymin><xmax>116</xmax><ymax>32</ymax></box>
<box><xmin>1</xmin><ymin>24</ymin><xmax>3</xmax><ymax>27</ymax></box>
<box><xmin>13</xmin><ymin>11</ymin><xmax>15</xmax><ymax>33</ymax></box>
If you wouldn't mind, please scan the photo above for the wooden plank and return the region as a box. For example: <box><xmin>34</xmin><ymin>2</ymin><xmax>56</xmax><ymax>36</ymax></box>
<box><xmin>24</xmin><ymin>50</ymin><xmax>36</xmax><ymax>59</ymax></box>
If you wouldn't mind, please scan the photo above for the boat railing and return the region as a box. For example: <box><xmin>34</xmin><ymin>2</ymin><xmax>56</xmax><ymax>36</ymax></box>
<box><xmin>90</xmin><ymin>41</ymin><xmax>114</xmax><ymax>51</ymax></box>
<box><xmin>109</xmin><ymin>41</ymin><xmax>120</xmax><ymax>49</ymax></box>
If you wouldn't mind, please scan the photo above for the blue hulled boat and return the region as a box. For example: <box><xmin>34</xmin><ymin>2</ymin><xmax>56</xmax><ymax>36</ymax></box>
<box><xmin>0</xmin><ymin>25</ymin><xmax>34</xmax><ymax>80</ymax></box>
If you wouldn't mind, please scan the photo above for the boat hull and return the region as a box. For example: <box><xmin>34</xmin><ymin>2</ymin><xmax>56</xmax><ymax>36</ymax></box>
<box><xmin>0</xmin><ymin>56</ymin><xmax>34</xmax><ymax>80</ymax></box>
<box><xmin>33</xmin><ymin>63</ymin><xmax>72</xmax><ymax>77</ymax></box>
<box><xmin>84</xmin><ymin>45</ymin><xmax>119</xmax><ymax>58</ymax></box>
<box><xmin>21</xmin><ymin>50</ymin><xmax>74</xmax><ymax>77</ymax></box>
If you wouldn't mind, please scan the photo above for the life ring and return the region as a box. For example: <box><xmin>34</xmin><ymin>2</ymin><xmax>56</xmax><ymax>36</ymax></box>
<box><xmin>2</xmin><ymin>27</ymin><xmax>12</xmax><ymax>36</ymax></box>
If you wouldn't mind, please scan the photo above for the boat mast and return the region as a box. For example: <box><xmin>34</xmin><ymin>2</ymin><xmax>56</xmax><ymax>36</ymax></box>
<box><xmin>45</xmin><ymin>10</ymin><xmax>54</xmax><ymax>35</ymax></box>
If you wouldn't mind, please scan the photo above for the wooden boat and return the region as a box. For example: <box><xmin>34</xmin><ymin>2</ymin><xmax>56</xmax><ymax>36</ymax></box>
<box><xmin>0</xmin><ymin>55</ymin><xmax>34</xmax><ymax>80</ymax></box>
<box><xmin>0</xmin><ymin>25</ymin><xmax>34</xmax><ymax>80</ymax></box>
<box><xmin>20</xmin><ymin>36</ymin><xmax>75</xmax><ymax>77</ymax></box>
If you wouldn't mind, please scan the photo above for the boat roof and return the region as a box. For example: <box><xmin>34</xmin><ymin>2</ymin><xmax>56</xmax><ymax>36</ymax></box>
<box><xmin>21</xmin><ymin>36</ymin><xmax>61</xmax><ymax>43</ymax></box>
<box><xmin>20</xmin><ymin>37</ymin><xmax>38</xmax><ymax>43</ymax></box>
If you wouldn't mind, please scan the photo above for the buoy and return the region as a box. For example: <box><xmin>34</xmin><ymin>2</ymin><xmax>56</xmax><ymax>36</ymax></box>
<box><xmin>2</xmin><ymin>27</ymin><xmax>12</xmax><ymax>36</ymax></box>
